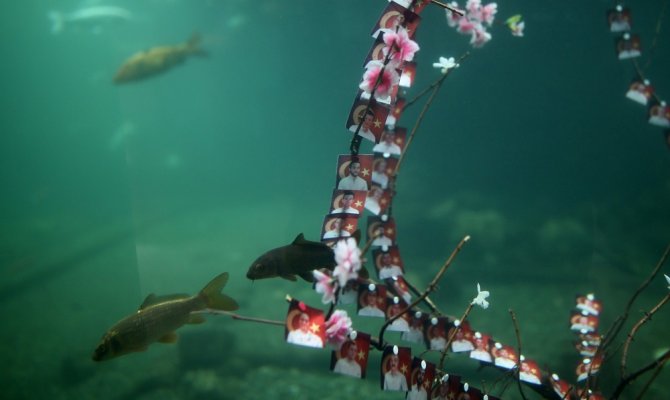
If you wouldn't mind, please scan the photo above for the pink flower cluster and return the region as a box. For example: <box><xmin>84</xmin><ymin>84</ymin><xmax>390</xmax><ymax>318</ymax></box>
<box><xmin>333</xmin><ymin>237</ymin><xmax>362</xmax><ymax>287</ymax></box>
<box><xmin>447</xmin><ymin>0</ymin><xmax>497</xmax><ymax>48</ymax></box>
<box><xmin>324</xmin><ymin>310</ymin><xmax>352</xmax><ymax>347</ymax></box>
<box><xmin>360</xmin><ymin>26</ymin><xmax>419</xmax><ymax>99</ymax></box>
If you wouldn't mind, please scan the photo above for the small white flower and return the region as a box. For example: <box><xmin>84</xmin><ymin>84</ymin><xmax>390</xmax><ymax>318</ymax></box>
<box><xmin>665</xmin><ymin>274</ymin><xmax>670</xmax><ymax>290</ymax></box>
<box><xmin>471</xmin><ymin>283</ymin><xmax>490</xmax><ymax>309</ymax></box>
<box><xmin>432</xmin><ymin>56</ymin><xmax>459</xmax><ymax>74</ymax></box>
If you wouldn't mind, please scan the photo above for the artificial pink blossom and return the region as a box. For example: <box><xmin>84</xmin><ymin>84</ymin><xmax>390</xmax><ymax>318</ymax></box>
<box><xmin>313</xmin><ymin>269</ymin><xmax>336</xmax><ymax>304</ymax></box>
<box><xmin>470</xmin><ymin>26</ymin><xmax>492</xmax><ymax>47</ymax></box>
<box><xmin>332</xmin><ymin>237</ymin><xmax>362</xmax><ymax>287</ymax></box>
<box><xmin>457</xmin><ymin>18</ymin><xmax>476</xmax><ymax>34</ymax></box>
<box><xmin>382</xmin><ymin>27</ymin><xmax>420</xmax><ymax>63</ymax></box>
<box><xmin>359</xmin><ymin>60</ymin><xmax>400</xmax><ymax>104</ymax></box>
<box><xmin>324</xmin><ymin>310</ymin><xmax>353</xmax><ymax>347</ymax></box>
<box><xmin>480</xmin><ymin>3</ymin><xmax>498</xmax><ymax>25</ymax></box>
<box><xmin>446</xmin><ymin>5</ymin><xmax>463</xmax><ymax>27</ymax></box>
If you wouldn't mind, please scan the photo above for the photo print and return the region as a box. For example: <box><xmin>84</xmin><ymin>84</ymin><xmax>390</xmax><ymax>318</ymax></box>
<box><xmin>569</xmin><ymin>310</ymin><xmax>599</xmax><ymax>333</ymax></box>
<box><xmin>335</xmin><ymin>154</ymin><xmax>373</xmax><ymax>191</ymax></box>
<box><xmin>491</xmin><ymin>342</ymin><xmax>518</xmax><ymax>370</ymax></box>
<box><xmin>380</xmin><ymin>345</ymin><xmax>411</xmax><ymax>391</ymax></box>
<box><xmin>384</xmin><ymin>99</ymin><xmax>405</xmax><ymax>130</ymax></box>
<box><xmin>448</xmin><ymin>320</ymin><xmax>475</xmax><ymax>353</ymax></box>
<box><xmin>365</xmin><ymin>183</ymin><xmax>392</xmax><ymax>216</ymax></box>
<box><xmin>615</xmin><ymin>33</ymin><xmax>641</xmax><ymax>60</ymax></box>
<box><xmin>399</xmin><ymin>62</ymin><xmax>416</xmax><ymax>88</ymax></box>
<box><xmin>432</xmin><ymin>374</ymin><xmax>461</xmax><ymax>400</ymax></box>
<box><xmin>330</xmin><ymin>331</ymin><xmax>371</xmax><ymax>379</ymax></box>
<box><xmin>407</xmin><ymin>358</ymin><xmax>435</xmax><ymax>400</ymax></box>
<box><xmin>345</xmin><ymin>95</ymin><xmax>389</xmax><ymax>143</ymax></box>
<box><xmin>401</xmin><ymin>310</ymin><xmax>427</xmax><ymax>344</ymax></box>
<box><xmin>575</xmin><ymin>293</ymin><xmax>603</xmax><ymax>316</ymax></box>
<box><xmin>371</xmin><ymin>154</ymin><xmax>398</xmax><ymax>189</ymax></box>
<box><xmin>385</xmin><ymin>296</ymin><xmax>410</xmax><ymax>332</ymax></box>
<box><xmin>285</xmin><ymin>299</ymin><xmax>325</xmax><ymax>349</ymax></box>
<box><xmin>607</xmin><ymin>5</ymin><xmax>632</xmax><ymax>32</ymax></box>
<box><xmin>625</xmin><ymin>79</ymin><xmax>654</xmax><ymax>106</ymax></box>
<box><xmin>367</xmin><ymin>215</ymin><xmax>397</xmax><ymax>249</ymax></box>
<box><xmin>385</xmin><ymin>275</ymin><xmax>412</xmax><ymax>304</ymax></box>
<box><xmin>648</xmin><ymin>101</ymin><xmax>670</xmax><ymax>128</ymax></box>
<box><xmin>320</xmin><ymin>215</ymin><xmax>358</xmax><ymax>242</ymax></box>
<box><xmin>357</xmin><ymin>283</ymin><xmax>388</xmax><ymax>318</ymax></box>
<box><xmin>426</xmin><ymin>316</ymin><xmax>451</xmax><ymax>351</ymax></box>
<box><xmin>328</xmin><ymin>189</ymin><xmax>366</xmax><ymax>216</ymax></box>
<box><xmin>470</xmin><ymin>331</ymin><xmax>494</xmax><ymax>363</ymax></box>
<box><xmin>373</xmin><ymin>246</ymin><xmax>404</xmax><ymax>280</ymax></box>
<box><xmin>371</xmin><ymin>1</ymin><xmax>421</xmax><ymax>39</ymax></box>
<box><xmin>373</xmin><ymin>125</ymin><xmax>405</xmax><ymax>156</ymax></box>
<box><xmin>519</xmin><ymin>356</ymin><xmax>542</xmax><ymax>385</ymax></box>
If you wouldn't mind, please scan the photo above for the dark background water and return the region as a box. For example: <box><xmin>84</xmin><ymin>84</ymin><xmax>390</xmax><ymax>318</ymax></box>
<box><xmin>1</xmin><ymin>0</ymin><xmax>668</xmax><ymax>399</ymax></box>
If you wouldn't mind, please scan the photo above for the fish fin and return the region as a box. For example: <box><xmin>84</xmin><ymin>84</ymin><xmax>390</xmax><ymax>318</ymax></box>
<box><xmin>292</xmin><ymin>233</ymin><xmax>330</xmax><ymax>249</ymax></box>
<box><xmin>188</xmin><ymin>314</ymin><xmax>206</xmax><ymax>324</ymax></box>
<box><xmin>280</xmin><ymin>273</ymin><xmax>297</xmax><ymax>281</ymax></box>
<box><xmin>139</xmin><ymin>293</ymin><xmax>190</xmax><ymax>310</ymax></box>
<box><xmin>298</xmin><ymin>272</ymin><xmax>315</xmax><ymax>282</ymax></box>
<box><xmin>186</xmin><ymin>32</ymin><xmax>208</xmax><ymax>57</ymax></box>
<box><xmin>158</xmin><ymin>332</ymin><xmax>178</xmax><ymax>344</ymax></box>
<box><xmin>352</xmin><ymin>229</ymin><xmax>361</xmax><ymax>245</ymax></box>
<box><xmin>200</xmin><ymin>272</ymin><xmax>239</xmax><ymax>311</ymax></box>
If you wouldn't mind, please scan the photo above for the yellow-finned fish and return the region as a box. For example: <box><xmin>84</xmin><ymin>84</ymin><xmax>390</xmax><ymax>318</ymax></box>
<box><xmin>92</xmin><ymin>272</ymin><xmax>238</xmax><ymax>362</ymax></box>
<box><xmin>113</xmin><ymin>33</ymin><xmax>207</xmax><ymax>84</ymax></box>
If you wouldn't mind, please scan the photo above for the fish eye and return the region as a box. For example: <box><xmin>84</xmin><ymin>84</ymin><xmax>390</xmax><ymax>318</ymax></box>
<box><xmin>254</xmin><ymin>263</ymin><xmax>263</xmax><ymax>270</ymax></box>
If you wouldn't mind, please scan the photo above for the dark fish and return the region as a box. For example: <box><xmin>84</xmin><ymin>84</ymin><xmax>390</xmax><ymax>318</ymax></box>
<box><xmin>92</xmin><ymin>272</ymin><xmax>238</xmax><ymax>362</ymax></box>
<box><xmin>246</xmin><ymin>233</ymin><xmax>367</xmax><ymax>282</ymax></box>
<box><xmin>246</xmin><ymin>233</ymin><xmax>335</xmax><ymax>282</ymax></box>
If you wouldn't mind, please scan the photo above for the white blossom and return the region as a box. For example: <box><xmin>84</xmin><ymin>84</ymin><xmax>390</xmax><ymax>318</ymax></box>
<box><xmin>432</xmin><ymin>56</ymin><xmax>459</xmax><ymax>74</ymax></box>
<box><xmin>471</xmin><ymin>283</ymin><xmax>490</xmax><ymax>309</ymax></box>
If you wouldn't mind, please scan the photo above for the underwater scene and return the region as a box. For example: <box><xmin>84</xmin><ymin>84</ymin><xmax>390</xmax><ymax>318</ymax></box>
<box><xmin>1</xmin><ymin>0</ymin><xmax>669</xmax><ymax>399</ymax></box>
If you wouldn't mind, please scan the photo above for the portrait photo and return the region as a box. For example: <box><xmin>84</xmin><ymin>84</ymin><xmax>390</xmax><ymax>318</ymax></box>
<box><xmin>371</xmin><ymin>154</ymin><xmax>398</xmax><ymax>189</ymax></box>
<box><xmin>345</xmin><ymin>95</ymin><xmax>389</xmax><ymax>143</ymax></box>
<box><xmin>330</xmin><ymin>332</ymin><xmax>370</xmax><ymax>379</ymax></box>
<box><xmin>320</xmin><ymin>215</ymin><xmax>358</xmax><ymax>242</ymax></box>
<box><xmin>401</xmin><ymin>310</ymin><xmax>427</xmax><ymax>344</ymax></box>
<box><xmin>607</xmin><ymin>6</ymin><xmax>632</xmax><ymax>32</ymax></box>
<box><xmin>373</xmin><ymin>246</ymin><xmax>404</xmax><ymax>280</ymax></box>
<box><xmin>385</xmin><ymin>296</ymin><xmax>410</xmax><ymax>332</ymax></box>
<box><xmin>371</xmin><ymin>1</ymin><xmax>420</xmax><ymax>39</ymax></box>
<box><xmin>380</xmin><ymin>345</ymin><xmax>411</xmax><ymax>392</ymax></box>
<box><xmin>615</xmin><ymin>33</ymin><xmax>641</xmax><ymax>60</ymax></box>
<box><xmin>335</xmin><ymin>154</ymin><xmax>373</xmax><ymax>191</ymax></box>
<box><xmin>470</xmin><ymin>331</ymin><xmax>493</xmax><ymax>363</ymax></box>
<box><xmin>367</xmin><ymin>215</ymin><xmax>397</xmax><ymax>249</ymax></box>
<box><xmin>448</xmin><ymin>320</ymin><xmax>475</xmax><ymax>353</ymax></box>
<box><xmin>372</xmin><ymin>125</ymin><xmax>405</xmax><ymax>157</ymax></box>
<box><xmin>328</xmin><ymin>189</ymin><xmax>365</xmax><ymax>216</ymax></box>
<box><xmin>385</xmin><ymin>275</ymin><xmax>412</xmax><ymax>304</ymax></box>
<box><xmin>365</xmin><ymin>183</ymin><xmax>392</xmax><ymax>216</ymax></box>
<box><xmin>407</xmin><ymin>358</ymin><xmax>434</xmax><ymax>400</ymax></box>
<box><xmin>357</xmin><ymin>283</ymin><xmax>387</xmax><ymax>318</ymax></box>
<box><xmin>426</xmin><ymin>317</ymin><xmax>451</xmax><ymax>351</ymax></box>
<box><xmin>491</xmin><ymin>342</ymin><xmax>518</xmax><ymax>370</ymax></box>
<box><xmin>284</xmin><ymin>299</ymin><xmax>325</xmax><ymax>349</ymax></box>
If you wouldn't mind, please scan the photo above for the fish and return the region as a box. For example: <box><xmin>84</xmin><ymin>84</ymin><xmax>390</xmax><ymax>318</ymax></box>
<box><xmin>48</xmin><ymin>6</ymin><xmax>132</xmax><ymax>34</ymax></box>
<box><xmin>246</xmin><ymin>232</ymin><xmax>367</xmax><ymax>282</ymax></box>
<box><xmin>92</xmin><ymin>272</ymin><xmax>238</xmax><ymax>362</ymax></box>
<box><xmin>113</xmin><ymin>33</ymin><xmax>207</xmax><ymax>84</ymax></box>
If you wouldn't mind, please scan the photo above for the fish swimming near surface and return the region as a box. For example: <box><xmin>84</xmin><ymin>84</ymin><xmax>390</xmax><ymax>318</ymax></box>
<box><xmin>113</xmin><ymin>33</ymin><xmax>207</xmax><ymax>84</ymax></box>
<box><xmin>48</xmin><ymin>6</ymin><xmax>132</xmax><ymax>34</ymax></box>
<box><xmin>246</xmin><ymin>233</ymin><xmax>367</xmax><ymax>282</ymax></box>
<box><xmin>92</xmin><ymin>272</ymin><xmax>238</xmax><ymax>362</ymax></box>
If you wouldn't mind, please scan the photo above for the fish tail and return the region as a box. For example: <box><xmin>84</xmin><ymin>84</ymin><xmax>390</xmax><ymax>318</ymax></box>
<box><xmin>199</xmin><ymin>272</ymin><xmax>238</xmax><ymax>311</ymax></box>
<box><xmin>48</xmin><ymin>11</ymin><xmax>64</xmax><ymax>34</ymax></box>
<box><xmin>186</xmin><ymin>32</ymin><xmax>208</xmax><ymax>57</ymax></box>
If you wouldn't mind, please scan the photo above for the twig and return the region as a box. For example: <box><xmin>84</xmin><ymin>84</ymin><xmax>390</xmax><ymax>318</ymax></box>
<box><xmin>430</xmin><ymin>0</ymin><xmax>465</xmax><ymax>16</ymax></box>
<box><xmin>598</xmin><ymin>242</ymin><xmax>670</xmax><ymax>355</ymax></box>
<box><xmin>404</xmin><ymin>277</ymin><xmax>441</xmax><ymax>314</ymax></box>
<box><xmin>634</xmin><ymin>350</ymin><xmax>670</xmax><ymax>400</ymax></box>
<box><xmin>213</xmin><ymin>310</ymin><xmax>285</xmax><ymax>327</ymax></box>
<box><xmin>438</xmin><ymin>303</ymin><xmax>473</xmax><ymax>369</ymax></box>
<box><xmin>610</xmin><ymin>349</ymin><xmax>670</xmax><ymax>399</ymax></box>
<box><xmin>393</xmin><ymin>52</ymin><xmax>469</xmax><ymax>178</ymax></box>
<box><xmin>376</xmin><ymin>235</ymin><xmax>471</xmax><ymax>349</ymax></box>
<box><xmin>620</xmin><ymin>292</ymin><xmax>670</xmax><ymax>377</ymax></box>
<box><xmin>509</xmin><ymin>309</ymin><xmax>528</xmax><ymax>400</ymax></box>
